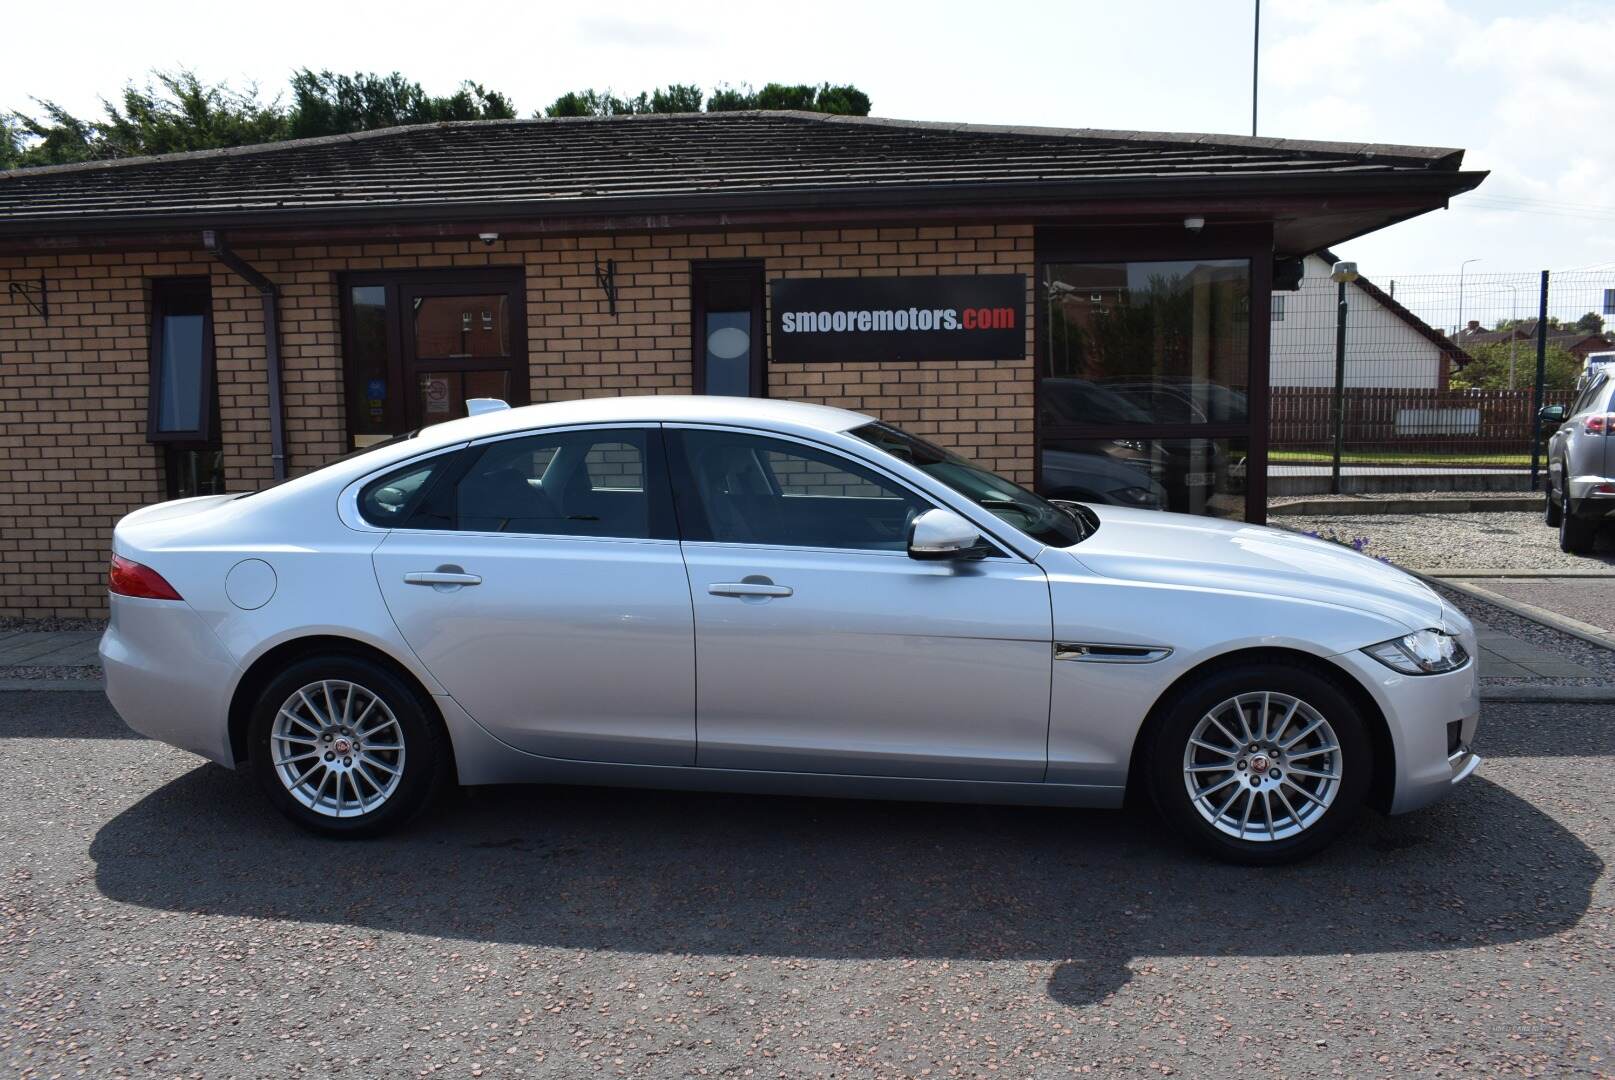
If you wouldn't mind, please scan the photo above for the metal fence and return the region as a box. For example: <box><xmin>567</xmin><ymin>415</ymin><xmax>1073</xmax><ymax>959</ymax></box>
<box><xmin>1268</xmin><ymin>266</ymin><xmax>1615</xmax><ymax>498</ymax></box>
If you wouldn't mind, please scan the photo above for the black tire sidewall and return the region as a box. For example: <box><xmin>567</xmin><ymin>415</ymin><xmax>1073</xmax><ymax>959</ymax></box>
<box><xmin>1147</xmin><ymin>662</ymin><xmax>1372</xmax><ymax>866</ymax></box>
<box><xmin>248</xmin><ymin>655</ymin><xmax>445</xmax><ymax>838</ymax></box>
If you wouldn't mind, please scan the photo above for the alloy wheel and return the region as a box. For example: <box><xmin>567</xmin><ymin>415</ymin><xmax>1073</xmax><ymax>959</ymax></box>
<box><xmin>270</xmin><ymin>680</ymin><xmax>406</xmax><ymax>818</ymax></box>
<box><xmin>1181</xmin><ymin>691</ymin><xmax>1342</xmax><ymax>842</ymax></box>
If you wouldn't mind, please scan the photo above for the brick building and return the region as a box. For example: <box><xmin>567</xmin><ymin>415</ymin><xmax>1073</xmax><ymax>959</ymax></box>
<box><xmin>0</xmin><ymin>112</ymin><xmax>1483</xmax><ymax>619</ymax></box>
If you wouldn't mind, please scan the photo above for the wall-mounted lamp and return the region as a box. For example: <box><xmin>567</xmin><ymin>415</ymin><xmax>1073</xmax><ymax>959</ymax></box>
<box><xmin>1183</xmin><ymin>216</ymin><xmax>1206</xmax><ymax>233</ymax></box>
<box><xmin>478</xmin><ymin>232</ymin><xmax>499</xmax><ymax>246</ymax></box>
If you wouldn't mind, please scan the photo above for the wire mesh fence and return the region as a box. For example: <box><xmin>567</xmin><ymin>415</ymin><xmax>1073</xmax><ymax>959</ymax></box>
<box><xmin>1268</xmin><ymin>265</ymin><xmax>1615</xmax><ymax>496</ymax></box>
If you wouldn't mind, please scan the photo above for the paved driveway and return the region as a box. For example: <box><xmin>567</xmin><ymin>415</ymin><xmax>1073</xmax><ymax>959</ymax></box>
<box><xmin>2</xmin><ymin>692</ymin><xmax>1610</xmax><ymax>1077</ymax></box>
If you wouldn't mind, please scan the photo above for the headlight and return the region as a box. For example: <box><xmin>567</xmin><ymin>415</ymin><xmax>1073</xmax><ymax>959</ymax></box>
<box><xmin>1108</xmin><ymin>485</ymin><xmax>1159</xmax><ymax>507</ymax></box>
<box><xmin>1362</xmin><ymin>629</ymin><xmax>1469</xmax><ymax>675</ymax></box>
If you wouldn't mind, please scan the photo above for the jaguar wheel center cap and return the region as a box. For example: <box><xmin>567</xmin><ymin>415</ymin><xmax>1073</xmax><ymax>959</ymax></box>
<box><xmin>332</xmin><ymin>737</ymin><xmax>352</xmax><ymax>756</ymax></box>
<box><xmin>1250</xmin><ymin>754</ymin><xmax>1270</xmax><ymax>774</ymax></box>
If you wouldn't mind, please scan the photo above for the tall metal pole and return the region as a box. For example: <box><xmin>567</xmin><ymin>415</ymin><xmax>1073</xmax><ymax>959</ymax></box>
<box><xmin>1251</xmin><ymin>0</ymin><xmax>1260</xmax><ymax>137</ymax></box>
<box><xmin>1331</xmin><ymin>280</ymin><xmax>1348</xmax><ymax>494</ymax></box>
<box><xmin>1530</xmin><ymin>270</ymin><xmax>1550</xmax><ymax>489</ymax></box>
<box><xmin>1457</xmin><ymin>257</ymin><xmax>1481</xmax><ymax>335</ymax></box>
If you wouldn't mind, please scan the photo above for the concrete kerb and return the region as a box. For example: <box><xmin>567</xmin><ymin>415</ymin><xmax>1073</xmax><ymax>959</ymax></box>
<box><xmin>1273</xmin><ymin>496</ymin><xmax>1541</xmax><ymax>516</ymax></box>
<box><xmin>1417</xmin><ymin>574</ymin><xmax>1615</xmax><ymax>654</ymax></box>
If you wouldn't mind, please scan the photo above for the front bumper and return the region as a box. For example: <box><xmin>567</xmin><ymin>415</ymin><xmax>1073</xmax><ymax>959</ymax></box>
<box><xmin>100</xmin><ymin>594</ymin><xmax>241</xmax><ymax>767</ymax></box>
<box><xmin>1331</xmin><ymin>647</ymin><xmax>1481</xmax><ymax>815</ymax></box>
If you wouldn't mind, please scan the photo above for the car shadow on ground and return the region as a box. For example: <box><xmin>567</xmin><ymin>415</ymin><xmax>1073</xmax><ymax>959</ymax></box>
<box><xmin>91</xmin><ymin>738</ymin><xmax>1601</xmax><ymax>1007</ymax></box>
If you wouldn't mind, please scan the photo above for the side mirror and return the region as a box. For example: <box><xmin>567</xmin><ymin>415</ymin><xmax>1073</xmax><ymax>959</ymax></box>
<box><xmin>907</xmin><ymin>508</ymin><xmax>983</xmax><ymax>560</ymax></box>
<box><xmin>1539</xmin><ymin>404</ymin><xmax>1567</xmax><ymax>427</ymax></box>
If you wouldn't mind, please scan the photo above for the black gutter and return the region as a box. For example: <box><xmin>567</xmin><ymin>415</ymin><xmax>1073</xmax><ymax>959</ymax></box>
<box><xmin>0</xmin><ymin>169</ymin><xmax>1489</xmax><ymax>239</ymax></box>
<box><xmin>201</xmin><ymin>230</ymin><xmax>286</xmax><ymax>482</ymax></box>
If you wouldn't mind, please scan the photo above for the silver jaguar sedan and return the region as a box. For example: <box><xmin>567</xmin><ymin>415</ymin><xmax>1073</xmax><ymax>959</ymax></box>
<box><xmin>101</xmin><ymin>396</ymin><xmax>1480</xmax><ymax>864</ymax></box>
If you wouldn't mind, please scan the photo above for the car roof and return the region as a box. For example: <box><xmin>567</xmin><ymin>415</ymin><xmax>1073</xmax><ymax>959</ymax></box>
<box><xmin>406</xmin><ymin>394</ymin><xmax>874</xmax><ymax>452</ymax></box>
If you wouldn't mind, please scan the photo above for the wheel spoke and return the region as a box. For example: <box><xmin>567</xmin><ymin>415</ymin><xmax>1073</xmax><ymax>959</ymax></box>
<box><xmin>1273</xmin><ymin>784</ymin><xmax>1302</xmax><ymax>828</ymax></box>
<box><xmin>273</xmin><ymin>750</ymin><xmax>319</xmax><ymax>767</ymax></box>
<box><xmin>295</xmin><ymin>690</ymin><xmax>328</xmax><ymax>727</ymax></box>
<box><xmin>1206</xmin><ymin>712</ymin><xmax>1243</xmax><ymax>750</ymax></box>
<box><xmin>1237</xmin><ymin>790</ymin><xmax>1255</xmax><ymax>838</ymax></box>
<box><xmin>1186</xmin><ymin>762</ymin><xmax>1234</xmax><ymax>773</ymax></box>
<box><xmin>1280</xmin><ymin>715</ymin><xmax>1324</xmax><ymax>750</ymax></box>
<box><xmin>1282</xmin><ymin>779</ymin><xmax>1326</xmax><ymax>808</ymax></box>
<box><xmin>1287</xmin><ymin>765</ymin><xmax>1337</xmax><ymax>781</ymax></box>
<box><xmin>1288</xmin><ymin>743</ymin><xmax>1339</xmax><ymax>762</ymax></box>
<box><xmin>357</xmin><ymin>752</ymin><xmax>400</xmax><ymax>775</ymax></box>
<box><xmin>1257</xmin><ymin>692</ymin><xmax>1272</xmax><ymax>742</ymax></box>
<box><xmin>1189</xmin><ymin>738</ymin><xmax>1238</xmax><ymax>758</ymax></box>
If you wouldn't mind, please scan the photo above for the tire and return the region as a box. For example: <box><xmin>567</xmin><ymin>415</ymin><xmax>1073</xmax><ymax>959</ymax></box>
<box><xmin>1545</xmin><ymin>476</ymin><xmax>1563</xmax><ymax>527</ymax></box>
<box><xmin>248</xmin><ymin>654</ymin><xmax>448</xmax><ymax>838</ymax></box>
<box><xmin>1146</xmin><ymin>662</ymin><xmax>1372</xmax><ymax>866</ymax></box>
<box><xmin>1559</xmin><ymin>476</ymin><xmax>1597</xmax><ymax>553</ymax></box>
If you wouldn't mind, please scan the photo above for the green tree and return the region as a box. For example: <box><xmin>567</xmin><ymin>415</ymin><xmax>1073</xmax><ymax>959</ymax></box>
<box><xmin>287</xmin><ymin>70</ymin><xmax>515</xmax><ymax>138</ymax></box>
<box><xmin>550</xmin><ymin>81</ymin><xmax>870</xmax><ymax>117</ymax></box>
<box><xmin>1450</xmin><ymin>342</ymin><xmax>1581</xmax><ymax>391</ymax></box>
<box><xmin>1574</xmin><ymin>311</ymin><xmax>1605</xmax><ymax>334</ymax></box>
<box><xmin>4</xmin><ymin>68</ymin><xmax>519</xmax><ymax>169</ymax></box>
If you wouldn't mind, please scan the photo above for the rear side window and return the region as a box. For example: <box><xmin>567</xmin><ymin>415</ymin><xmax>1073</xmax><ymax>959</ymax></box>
<box><xmin>415</xmin><ymin>428</ymin><xmax>674</xmax><ymax>539</ymax></box>
<box><xmin>358</xmin><ymin>454</ymin><xmax>455</xmax><ymax>528</ymax></box>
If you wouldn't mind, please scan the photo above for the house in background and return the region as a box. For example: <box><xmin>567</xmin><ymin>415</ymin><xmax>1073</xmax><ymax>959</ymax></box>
<box><xmin>1270</xmin><ymin>250</ymin><xmax>1473</xmax><ymax>388</ymax></box>
<box><xmin>1455</xmin><ymin>319</ymin><xmax>1613</xmax><ymax>361</ymax></box>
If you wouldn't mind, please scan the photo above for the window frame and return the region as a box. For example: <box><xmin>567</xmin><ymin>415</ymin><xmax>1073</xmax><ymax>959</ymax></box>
<box><xmin>337</xmin><ymin>267</ymin><xmax>529</xmax><ymax>448</ymax></box>
<box><xmin>1033</xmin><ymin>224</ymin><xmax>1275</xmax><ymax>522</ymax></box>
<box><xmin>664</xmin><ymin>424</ymin><xmax>966</xmax><ymax>556</ymax></box>
<box><xmin>146</xmin><ymin>276</ymin><xmax>217</xmax><ymax>444</ymax></box>
<box><xmin>690</xmin><ymin>260</ymin><xmax>767</xmax><ymax>397</ymax></box>
<box><xmin>391</xmin><ymin>424</ymin><xmax>678</xmax><ymax>542</ymax></box>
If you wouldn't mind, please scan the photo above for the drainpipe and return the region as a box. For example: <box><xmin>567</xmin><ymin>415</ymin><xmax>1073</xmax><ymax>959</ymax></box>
<box><xmin>202</xmin><ymin>230</ymin><xmax>287</xmax><ymax>482</ymax></box>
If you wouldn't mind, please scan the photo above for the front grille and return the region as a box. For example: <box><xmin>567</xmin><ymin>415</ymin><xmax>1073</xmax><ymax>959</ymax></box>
<box><xmin>1446</xmin><ymin>720</ymin><xmax>1463</xmax><ymax>756</ymax></box>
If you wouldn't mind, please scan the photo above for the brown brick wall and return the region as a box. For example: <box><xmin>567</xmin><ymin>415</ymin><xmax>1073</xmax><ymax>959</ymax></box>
<box><xmin>0</xmin><ymin>224</ymin><xmax>1034</xmax><ymax>619</ymax></box>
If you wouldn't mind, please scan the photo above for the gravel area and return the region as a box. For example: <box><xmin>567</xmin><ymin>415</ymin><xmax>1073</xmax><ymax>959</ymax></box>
<box><xmin>0</xmin><ymin>616</ymin><xmax>105</xmax><ymax>633</ymax></box>
<box><xmin>1269</xmin><ymin>510</ymin><xmax>1615</xmax><ymax>572</ymax></box>
<box><xmin>0</xmin><ymin>664</ymin><xmax>101</xmax><ymax>681</ymax></box>
<box><xmin>1</xmin><ymin>691</ymin><xmax>1610</xmax><ymax>1077</ymax></box>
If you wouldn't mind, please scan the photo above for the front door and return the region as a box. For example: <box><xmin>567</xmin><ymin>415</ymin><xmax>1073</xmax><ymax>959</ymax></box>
<box><xmin>668</xmin><ymin>426</ymin><xmax>1052</xmax><ymax>781</ymax></box>
<box><xmin>340</xmin><ymin>269</ymin><xmax>529</xmax><ymax>451</ymax></box>
<box><xmin>371</xmin><ymin>425</ymin><xmax>695</xmax><ymax>764</ymax></box>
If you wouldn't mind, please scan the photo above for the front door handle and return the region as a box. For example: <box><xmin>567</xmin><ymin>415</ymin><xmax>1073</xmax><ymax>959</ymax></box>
<box><xmin>708</xmin><ymin>581</ymin><xmax>793</xmax><ymax>599</ymax></box>
<box><xmin>404</xmin><ymin>566</ymin><xmax>483</xmax><ymax>588</ymax></box>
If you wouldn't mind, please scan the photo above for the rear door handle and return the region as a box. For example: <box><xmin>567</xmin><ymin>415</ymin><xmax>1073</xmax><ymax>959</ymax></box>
<box><xmin>404</xmin><ymin>568</ymin><xmax>483</xmax><ymax>587</ymax></box>
<box><xmin>708</xmin><ymin>582</ymin><xmax>793</xmax><ymax>598</ymax></box>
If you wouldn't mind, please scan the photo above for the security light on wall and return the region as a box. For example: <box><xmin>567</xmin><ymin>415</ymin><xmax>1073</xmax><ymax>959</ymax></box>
<box><xmin>478</xmin><ymin>232</ymin><xmax>499</xmax><ymax>246</ymax></box>
<box><xmin>1183</xmin><ymin>216</ymin><xmax>1206</xmax><ymax>232</ymax></box>
<box><xmin>1330</xmin><ymin>261</ymin><xmax>1360</xmax><ymax>283</ymax></box>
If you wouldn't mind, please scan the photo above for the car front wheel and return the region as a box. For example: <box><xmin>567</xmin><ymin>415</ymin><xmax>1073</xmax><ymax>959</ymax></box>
<box><xmin>1545</xmin><ymin>477</ymin><xmax>1563</xmax><ymax>527</ymax></box>
<box><xmin>1147</xmin><ymin>663</ymin><xmax>1371</xmax><ymax>865</ymax></box>
<box><xmin>248</xmin><ymin>655</ymin><xmax>447</xmax><ymax>837</ymax></box>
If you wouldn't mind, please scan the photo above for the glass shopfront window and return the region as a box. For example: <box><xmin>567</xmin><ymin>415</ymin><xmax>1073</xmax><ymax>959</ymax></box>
<box><xmin>1039</xmin><ymin>258</ymin><xmax>1256</xmax><ymax>520</ymax></box>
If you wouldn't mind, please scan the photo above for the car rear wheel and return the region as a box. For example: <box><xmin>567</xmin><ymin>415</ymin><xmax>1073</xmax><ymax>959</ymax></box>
<box><xmin>249</xmin><ymin>655</ymin><xmax>447</xmax><ymax>837</ymax></box>
<box><xmin>1147</xmin><ymin>663</ymin><xmax>1371</xmax><ymax>865</ymax></box>
<box><xmin>1559</xmin><ymin>476</ymin><xmax>1597</xmax><ymax>553</ymax></box>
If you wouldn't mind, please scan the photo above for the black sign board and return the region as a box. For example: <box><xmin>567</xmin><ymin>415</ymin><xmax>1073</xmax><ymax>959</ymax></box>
<box><xmin>771</xmin><ymin>274</ymin><xmax>1025</xmax><ymax>363</ymax></box>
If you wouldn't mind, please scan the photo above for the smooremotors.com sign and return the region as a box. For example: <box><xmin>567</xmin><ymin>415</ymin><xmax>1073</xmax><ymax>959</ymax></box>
<box><xmin>771</xmin><ymin>274</ymin><xmax>1025</xmax><ymax>363</ymax></box>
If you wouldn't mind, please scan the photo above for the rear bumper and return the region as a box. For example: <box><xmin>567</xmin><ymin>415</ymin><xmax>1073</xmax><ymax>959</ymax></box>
<box><xmin>1567</xmin><ymin>475</ymin><xmax>1615</xmax><ymax>513</ymax></box>
<box><xmin>1330</xmin><ymin>648</ymin><xmax>1481</xmax><ymax>815</ymax></box>
<box><xmin>99</xmin><ymin>594</ymin><xmax>240</xmax><ymax>767</ymax></box>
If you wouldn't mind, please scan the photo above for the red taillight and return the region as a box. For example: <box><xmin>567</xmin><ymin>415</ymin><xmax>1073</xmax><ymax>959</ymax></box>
<box><xmin>1585</xmin><ymin>414</ymin><xmax>1614</xmax><ymax>435</ymax></box>
<box><xmin>108</xmin><ymin>555</ymin><xmax>183</xmax><ymax>601</ymax></box>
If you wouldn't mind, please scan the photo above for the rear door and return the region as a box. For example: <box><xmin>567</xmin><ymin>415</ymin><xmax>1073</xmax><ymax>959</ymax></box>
<box><xmin>371</xmin><ymin>425</ymin><xmax>696</xmax><ymax>764</ymax></box>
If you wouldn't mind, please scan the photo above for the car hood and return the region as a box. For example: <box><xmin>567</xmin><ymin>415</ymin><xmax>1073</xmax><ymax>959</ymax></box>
<box><xmin>1061</xmin><ymin>506</ymin><xmax>1444</xmax><ymax>633</ymax></box>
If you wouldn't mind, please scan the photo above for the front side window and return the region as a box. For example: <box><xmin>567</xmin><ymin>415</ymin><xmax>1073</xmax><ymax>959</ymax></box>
<box><xmin>673</xmin><ymin>430</ymin><xmax>924</xmax><ymax>550</ymax></box>
<box><xmin>432</xmin><ymin>428</ymin><xmax>672</xmax><ymax>539</ymax></box>
<box><xmin>852</xmin><ymin>422</ymin><xmax>1088</xmax><ymax>547</ymax></box>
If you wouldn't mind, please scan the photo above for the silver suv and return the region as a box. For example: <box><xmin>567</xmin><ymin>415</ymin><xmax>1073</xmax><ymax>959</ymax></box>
<box><xmin>1542</xmin><ymin>371</ymin><xmax>1615</xmax><ymax>552</ymax></box>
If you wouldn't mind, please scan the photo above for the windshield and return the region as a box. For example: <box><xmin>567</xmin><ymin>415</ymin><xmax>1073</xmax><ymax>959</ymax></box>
<box><xmin>851</xmin><ymin>421</ymin><xmax>1091</xmax><ymax>547</ymax></box>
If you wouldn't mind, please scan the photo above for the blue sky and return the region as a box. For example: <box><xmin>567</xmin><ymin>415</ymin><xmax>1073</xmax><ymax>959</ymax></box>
<box><xmin>6</xmin><ymin>0</ymin><xmax>1612</xmax><ymax>312</ymax></box>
